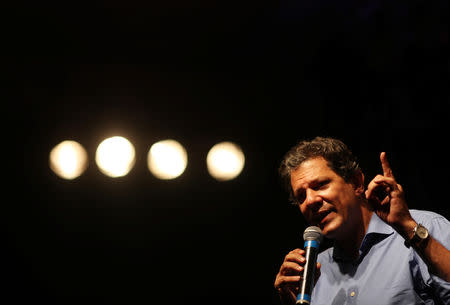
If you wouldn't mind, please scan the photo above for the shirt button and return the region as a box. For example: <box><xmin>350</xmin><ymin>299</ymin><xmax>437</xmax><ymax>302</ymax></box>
<box><xmin>350</xmin><ymin>291</ymin><xmax>356</xmax><ymax>297</ymax></box>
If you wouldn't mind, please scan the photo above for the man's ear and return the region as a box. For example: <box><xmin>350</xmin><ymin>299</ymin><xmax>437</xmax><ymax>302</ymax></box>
<box><xmin>351</xmin><ymin>170</ymin><xmax>365</xmax><ymax>196</ymax></box>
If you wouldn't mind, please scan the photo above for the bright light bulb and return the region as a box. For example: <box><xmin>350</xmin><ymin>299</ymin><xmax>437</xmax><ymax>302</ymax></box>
<box><xmin>148</xmin><ymin>139</ymin><xmax>188</xmax><ymax>180</ymax></box>
<box><xmin>95</xmin><ymin>136</ymin><xmax>135</xmax><ymax>177</ymax></box>
<box><xmin>206</xmin><ymin>141</ymin><xmax>245</xmax><ymax>181</ymax></box>
<box><xmin>49</xmin><ymin>140</ymin><xmax>88</xmax><ymax>179</ymax></box>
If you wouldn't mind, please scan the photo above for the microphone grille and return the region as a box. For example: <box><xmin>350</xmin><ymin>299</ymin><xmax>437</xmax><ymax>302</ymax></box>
<box><xmin>303</xmin><ymin>226</ymin><xmax>323</xmax><ymax>243</ymax></box>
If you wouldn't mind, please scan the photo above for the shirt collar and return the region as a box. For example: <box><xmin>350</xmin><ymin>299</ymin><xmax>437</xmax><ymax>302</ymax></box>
<box><xmin>365</xmin><ymin>212</ymin><xmax>395</xmax><ymax>236</ymax></box>
<box><xmin>332</xmin><ymin>213</ymin><xmax>395</xmax><ymax>262</ymax></box>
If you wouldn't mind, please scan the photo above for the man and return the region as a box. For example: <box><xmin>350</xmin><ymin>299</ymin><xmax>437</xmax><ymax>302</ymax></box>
<box><xmin>274</xmin><ymin>137</ymin><xmax>450</xmax><ymax>305</ymax></box>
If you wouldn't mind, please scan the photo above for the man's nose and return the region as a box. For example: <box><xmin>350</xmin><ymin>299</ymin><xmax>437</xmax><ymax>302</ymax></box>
<box><xmin>305</xmin><ymin>189</ymin><xmax>322</xmax><ymax>210</ymax></box>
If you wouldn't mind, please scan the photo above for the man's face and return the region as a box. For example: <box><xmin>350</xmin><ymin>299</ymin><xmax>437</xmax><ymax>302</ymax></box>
<box><xmin>290</xmin><ymin>157</ymin><xmax>362</xmax><ymax>240</ymax></box>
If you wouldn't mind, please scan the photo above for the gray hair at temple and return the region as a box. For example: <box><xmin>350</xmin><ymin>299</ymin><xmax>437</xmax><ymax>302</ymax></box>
<box><xmin>278</xmin><ymin>136</ymin><xmax>361</xmax><ymax>204</ymax></box>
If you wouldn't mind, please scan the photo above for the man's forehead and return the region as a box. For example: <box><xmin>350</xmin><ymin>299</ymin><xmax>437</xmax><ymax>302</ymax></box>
<box><xmin>290</xmin><ymin>158</ymin><xmax>334</xmax><ymax>186</ymax></box>
<box><xmin>293</xmin><ymin>157</ymin><xmax>331</xmax><ymax>175</ymax></box>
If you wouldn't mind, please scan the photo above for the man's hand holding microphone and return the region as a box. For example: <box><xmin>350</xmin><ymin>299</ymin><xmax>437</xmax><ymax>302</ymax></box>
<box><xmin>274</xmin><ymin>227</ymin><xmax>323</xmax><ymax>305</ymax></box>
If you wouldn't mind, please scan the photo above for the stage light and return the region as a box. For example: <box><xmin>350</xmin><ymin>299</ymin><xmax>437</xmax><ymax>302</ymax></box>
<box><xmin>49</xmin><ymin>140</ymin><xmax>88</xmax><ymax>180</ymax></box>
<box><xmin>95</xmin><ymin>136</ymin><xmax>136</xmax><ymax>178</ymax></box>
<box><xmin>148</xmin><ymin>139</ymin><xmax>188</xmax><ymax>180</ymax></box>
<box><xmin>206</xmin><ymin>141</ymin><xmax>245</xmax><ymax>181</ymax></box>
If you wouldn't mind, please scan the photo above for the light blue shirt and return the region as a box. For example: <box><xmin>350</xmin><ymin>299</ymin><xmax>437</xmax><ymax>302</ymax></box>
<box><xmin>311</xmin><ymin>210</ymin><xmax>450</xmax><ymax>305</ymax></box>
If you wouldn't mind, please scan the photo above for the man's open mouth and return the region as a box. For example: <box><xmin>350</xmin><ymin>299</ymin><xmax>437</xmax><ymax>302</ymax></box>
<box><xmin>315</xmin><ymin>208</ymin><xmax>334</xmax><ymax>225</ymax></box>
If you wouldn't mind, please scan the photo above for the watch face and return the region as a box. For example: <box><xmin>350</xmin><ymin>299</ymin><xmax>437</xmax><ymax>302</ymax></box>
<box><xmin>416</xmin><ymin>225</ymin><xmax>429</xmax><ymax>239</ymax></box>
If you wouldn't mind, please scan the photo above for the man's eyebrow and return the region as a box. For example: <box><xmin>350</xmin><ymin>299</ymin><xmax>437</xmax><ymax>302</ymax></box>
<box><xmin>294</xmin><ymin>177</ymin><xmax>327</xmax><ymax>193</ymax></box>
<box><xmin>311</xmin><ymin>176</ymin><xmax>330</xmax><ymax>184</ymax></box>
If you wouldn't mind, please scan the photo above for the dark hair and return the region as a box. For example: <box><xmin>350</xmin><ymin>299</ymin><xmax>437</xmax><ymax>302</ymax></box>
<box><xmin>278</xmin><ymin>137</ymin><xmax>361</xmax><ymax>204</ymax></box>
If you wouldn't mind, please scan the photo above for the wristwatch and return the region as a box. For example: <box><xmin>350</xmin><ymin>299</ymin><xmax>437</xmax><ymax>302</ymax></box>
<box><xmin>404</xmin><ymin>223</ymin><xmax>429</xmax><ymax>249</ymax></box>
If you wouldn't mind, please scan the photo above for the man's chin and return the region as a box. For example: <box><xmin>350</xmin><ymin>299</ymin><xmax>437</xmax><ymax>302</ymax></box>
<box><xmin>320</xmin><ymin>222</ymin><xmax>340</xmax><ymax>239</ymax></box>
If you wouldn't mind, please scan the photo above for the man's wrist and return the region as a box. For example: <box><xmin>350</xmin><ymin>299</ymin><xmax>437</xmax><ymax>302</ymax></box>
<box><xmin>394</xmin><ymin>218</ymin><xmax>417</xmax><ymax>241</ymax></box>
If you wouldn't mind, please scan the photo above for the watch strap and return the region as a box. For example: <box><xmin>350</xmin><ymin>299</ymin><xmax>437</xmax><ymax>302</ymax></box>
<box><xmin>404</xmin><ymin>223</ymin><xmax>429</xmax><ymax>249</ymax></box>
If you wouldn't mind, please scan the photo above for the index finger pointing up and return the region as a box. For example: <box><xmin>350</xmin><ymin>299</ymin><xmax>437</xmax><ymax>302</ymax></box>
<box><xmin>380</xmin><ymin>152</ymin><xmax>395</xmax><ymax>178</ymax></box>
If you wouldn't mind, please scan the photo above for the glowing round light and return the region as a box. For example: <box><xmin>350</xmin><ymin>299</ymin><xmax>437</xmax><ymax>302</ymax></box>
<box><xmin>148</xmin><ymin>139</ymin><xmax>188</xmax><ymax>180</ymax></box>
<box><xmin>206</xmin><ymin>141</ymin><xmax>245</xmax><ymax>181</ymax></box>
<box><xmin>49</xmin><ymin>140</ymin><xmax>88</xmax><ymax>180</ymax></box>
<box><xmin>95</xmin><ymin>136</ymin><xmax>136</xmax><ymax>177</ymax></box>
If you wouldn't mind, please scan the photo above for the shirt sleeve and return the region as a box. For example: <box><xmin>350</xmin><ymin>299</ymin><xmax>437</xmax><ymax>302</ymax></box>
<box><xmin>411</xmin><ymin>211</ymin><xmax>450</xmax><ymax>304</ymax></box>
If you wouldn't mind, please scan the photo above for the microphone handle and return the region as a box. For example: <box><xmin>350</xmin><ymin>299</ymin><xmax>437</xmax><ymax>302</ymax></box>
<box><xmin>296</xmin><ymin>240</ymin><xmax>319</xmax><ymax>305</ymax></box>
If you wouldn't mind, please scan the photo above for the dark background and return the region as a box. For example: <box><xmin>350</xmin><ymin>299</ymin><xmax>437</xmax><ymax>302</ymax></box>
<box><xmin>9</xmin><ymin>0</ymin><xmax>449</xmax><ymax>304</ymax></box>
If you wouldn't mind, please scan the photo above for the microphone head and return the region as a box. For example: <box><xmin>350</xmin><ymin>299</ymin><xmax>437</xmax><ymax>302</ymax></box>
<box><xmin>303</xmin><ymin>226</ymin><xmax>323</xmax><ymax>244</ymax></box>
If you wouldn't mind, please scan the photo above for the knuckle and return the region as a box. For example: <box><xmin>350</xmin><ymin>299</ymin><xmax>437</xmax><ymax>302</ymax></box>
<box><xmin>275</xmin><ymin>276</ymin><xmax>286</xmax><ymax>287</ymax></box>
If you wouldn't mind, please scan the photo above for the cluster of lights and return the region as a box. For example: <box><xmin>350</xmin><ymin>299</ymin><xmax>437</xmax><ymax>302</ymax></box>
<box><xmin>49</xmin><ymin>137</ymin><xmax>245</xmax><ymax>181</ymax></box>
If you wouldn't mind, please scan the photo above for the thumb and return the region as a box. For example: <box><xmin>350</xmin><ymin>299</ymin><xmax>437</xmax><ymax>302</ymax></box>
<box><xmin>314</xmin><ymin>262</ymin><xmax>321</xmax><ymax>285</ymax></box>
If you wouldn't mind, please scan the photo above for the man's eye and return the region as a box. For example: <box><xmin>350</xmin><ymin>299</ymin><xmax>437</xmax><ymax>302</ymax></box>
<box><xmin>296</xmin><ymin>193</ymin><xmax>306</xmax><ymax>204</ymax></box>
<box><xmin>317</xmin><ymin>180</ymin><xmax>329</xmax><ymax>189</ymax></box>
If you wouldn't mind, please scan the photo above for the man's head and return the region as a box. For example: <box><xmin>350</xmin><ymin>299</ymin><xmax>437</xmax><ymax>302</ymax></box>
<box><xmin>279</xmin><ymin>137</ymin><xmax>361</xmax><ymax>205</ymax></box>
<box><xmin>279</xmin><ymin>137</ymin><xmax>367</xmax><ymax>239</ymax></box>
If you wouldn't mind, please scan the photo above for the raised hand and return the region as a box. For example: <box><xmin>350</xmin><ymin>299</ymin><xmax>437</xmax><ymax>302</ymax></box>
<box><xmin>365</xmin><ymin>152</ymin><xmax>415</xmax><ymax>237</ymax></box>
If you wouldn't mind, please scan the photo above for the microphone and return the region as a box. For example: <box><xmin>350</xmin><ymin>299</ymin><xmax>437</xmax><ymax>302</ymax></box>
<box><xmin>296</xmin><ymin>226</ymin><xmax>323</xmax><ymax>305</ymax></box>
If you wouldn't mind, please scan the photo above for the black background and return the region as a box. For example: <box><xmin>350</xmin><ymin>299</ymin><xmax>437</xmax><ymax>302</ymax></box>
<box><xmin>9</xmin><ymin>0</ymin><xmax>449</xmax><ymax>304</ymax></box>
